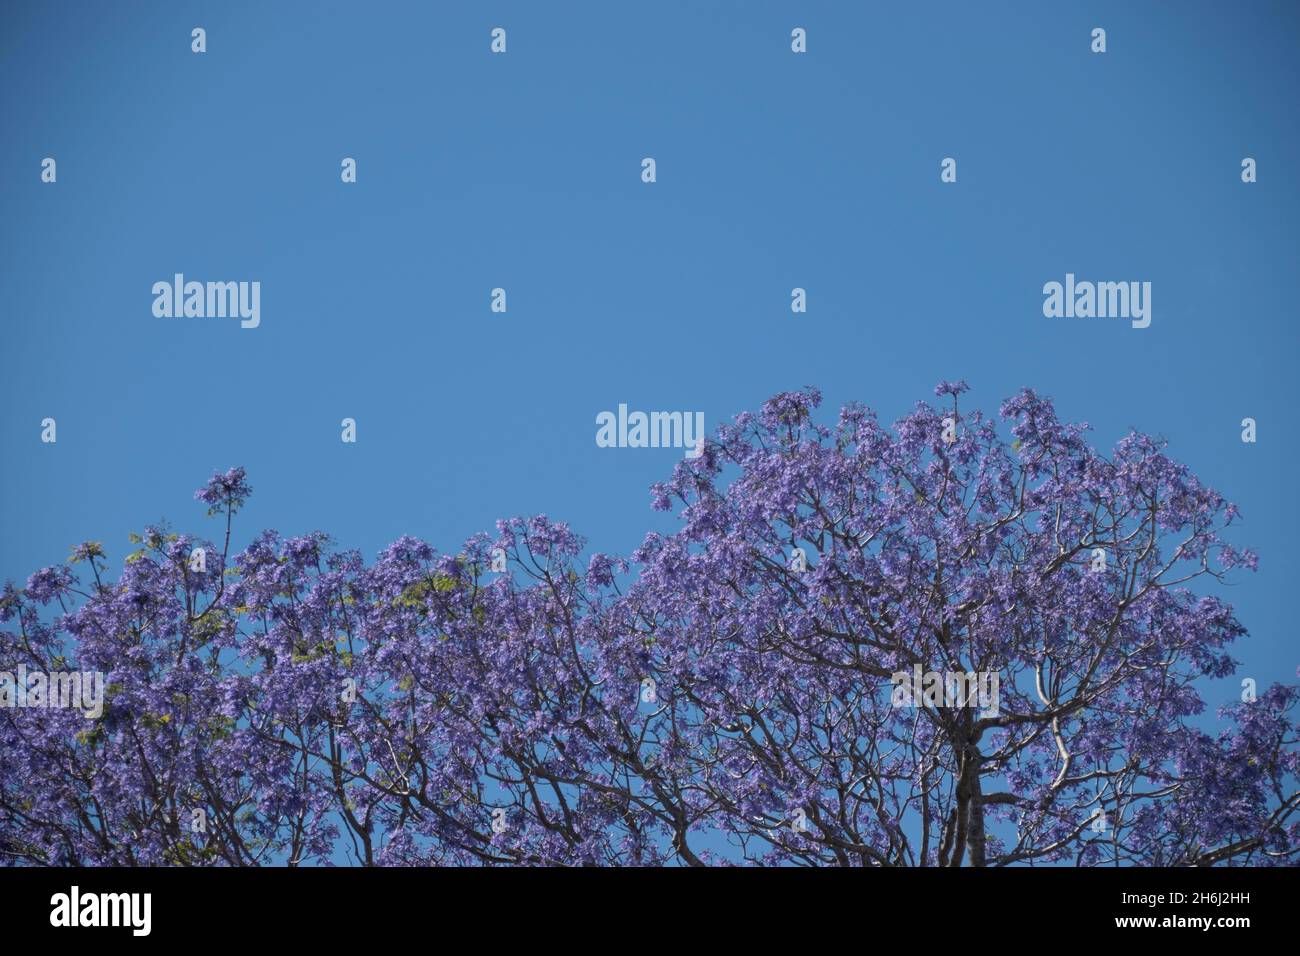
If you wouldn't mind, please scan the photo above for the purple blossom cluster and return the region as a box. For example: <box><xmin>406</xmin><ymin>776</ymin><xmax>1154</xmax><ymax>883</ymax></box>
<box><xmin>1</xmin><ymin>385</ymin><xmax>1296</xmax><ymax>866</ymax></box>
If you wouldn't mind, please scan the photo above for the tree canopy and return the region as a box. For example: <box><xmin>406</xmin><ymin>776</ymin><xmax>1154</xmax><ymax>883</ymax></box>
<box><xmin>2</xmin><ymin>383</ymin><xmax>1296</xmax><ymax>866</ymax></box>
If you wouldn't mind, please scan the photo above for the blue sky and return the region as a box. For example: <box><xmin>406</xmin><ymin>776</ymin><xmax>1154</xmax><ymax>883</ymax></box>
<box><xmin>2</xmin><ymin>0</ymin><xmax>1297</xmax><ymax>723</ymax></box>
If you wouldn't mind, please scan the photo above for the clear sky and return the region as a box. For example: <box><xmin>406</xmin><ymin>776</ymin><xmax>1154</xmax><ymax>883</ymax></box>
<box><xmin>2</xmin><ymin>0</ymin><xmax>1297</xmax><ymax>724</ymax></box>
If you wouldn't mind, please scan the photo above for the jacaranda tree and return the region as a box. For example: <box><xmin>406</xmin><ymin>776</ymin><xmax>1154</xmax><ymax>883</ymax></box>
<box><xmin>2</xmin><ymin>383</ymin><xmax>1296</xmax><ymax>866</ymax></box>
